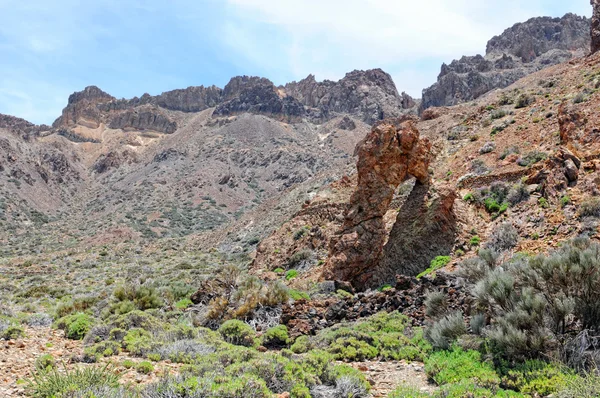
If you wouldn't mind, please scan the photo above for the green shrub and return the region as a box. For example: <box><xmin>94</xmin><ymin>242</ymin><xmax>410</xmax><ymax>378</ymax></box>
<box><xmin>112</xmin><ymin>284</ymin><xmax>163</xmax><ymax>313</ymax></box>
<box><xmin>285</xmin><ymin>269</ymin><xmax>298</xmax><ymax>280</ymax></box>
<box><xmin>438</xmin><ymin>381</ymin><xmax>525</xmax><ymax>397</ymax></box>
<box><xmin>560</xmin><ymin>195</ymin><xmax>571</xmax><ymax>208</ymax></box>
<box><xmin>425</xmin><ymin>348</ymin><xmax>500</xmax><ymax>388</ymax></box>
<box><xmin>1</xmin><ymin>324</ymin><xmax>25</xmax><ymax>340</ymax></box>
<box><xmin>55</xmin><ymin>313</ymin><xmax>93</xmax><ymax>340</ymax></box>
<box><xmin>470</xmin><ymin>235</ymin><xmax>481</xmax><ymax>247</ymax></box>
<box><xmin>557</xmin><ymin>372</ymin><xmax>600</xmax><ymax>397</ymax></box>
<box><xmin>121</xmin><ymin>359</ymin><xmax>135</xmax><ymax>369</ymax></box>
<box><xmin>175</xmin><ymin>298</ymin><xmax>193</xmax><ymax>310</ymax></box>
<box><xmin>538</xmin><ymin>197</ymin><xmax>549</xmax><ymax>208</ymax></box>
<box><xmin>289</xmin><ymin>337</ymin><xmax>311</xmax><ymax>356</ymax></box>
<box><xmin>27</xmin><ymin>364</ymin><xmax>120</xmax><ymax>397</ymax></box>
<box><xmin>328</xmin><ymin>335</ymin><xmax>378</xmax><ymax>361</ymax></box>
<box><xmin>389</xmin><ymin>386</ymin><xmax>430</xmax><ymax>398</ymax></box>
<box><xmin>289</xmin><ymin>289</ymin><xmax>310</xmax><ymax>301</ymax></box>
<box><xmin>123</xmin><ymin>328</ymin><xmax>155</xmax><ymax>356</ymax></box>
<box><xmin>83</xmin><ymin>341</ymin><xmax>121</xmax><ymax>362</ymax></box>
<box><xmin>34</xmin><ymin>354</ymin><xmax>56</xmax><ymax>372</ymax></box>
<box><xmin>499</xmin><ymin>360</ymin><xmax>575</xmax><ymax>396</ymax></box>
<box><xmin>261</xmin><ymin>325</ymin><xmax>289</xmax><ymax>349</ymax></box>
<box><xmin>135</xmin><ymin>360</ymin><xmax>154</xmax><ymax>374</ymax></box>
<box><xmin>417</xmin><ymin>256</ymin><xmax>451</xmax><ymax>279</ymax></box>
<box><xmin>218</xmin><ymin>320</ymin><xmax>256</xmax><ymax>347</ymax></box>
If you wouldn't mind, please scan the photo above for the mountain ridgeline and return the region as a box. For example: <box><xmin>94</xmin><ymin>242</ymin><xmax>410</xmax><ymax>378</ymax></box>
<box><xmin>0</xmin><ymin>11</ymin><xmax>594</xmax><ymax>257</ymax></box>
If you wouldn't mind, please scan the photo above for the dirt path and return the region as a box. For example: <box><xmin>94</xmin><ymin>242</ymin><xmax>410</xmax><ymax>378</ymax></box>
<box><xmin>350</xmin><ymin>360</ymin><xmax>437</xmax><ymax>397</ymax></box>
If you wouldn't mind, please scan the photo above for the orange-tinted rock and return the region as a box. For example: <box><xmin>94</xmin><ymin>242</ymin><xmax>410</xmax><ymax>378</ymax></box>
<box><xmin>322</xmin><ymin>119</ymin><xmax>432</xmax><ymax>290</ymax></box>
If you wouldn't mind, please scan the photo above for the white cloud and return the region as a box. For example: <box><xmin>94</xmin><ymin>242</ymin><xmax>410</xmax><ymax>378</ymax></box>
<box><xmin>223</xmin><ymin>0</ymin><xmax>591</xmax><ymax>96</ymax></box>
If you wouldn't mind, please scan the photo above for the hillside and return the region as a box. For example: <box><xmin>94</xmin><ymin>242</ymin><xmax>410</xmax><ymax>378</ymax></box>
<box><xmin>2</xmin><ymin>7</ymin><xmax>600</xmax><ymax>398</ymax></box>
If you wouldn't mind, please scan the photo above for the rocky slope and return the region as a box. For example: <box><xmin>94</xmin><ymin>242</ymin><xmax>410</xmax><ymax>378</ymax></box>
<box><xmin>2</xmin><ymin>69</ymin><xmax>404</xmax><ymax>255</ymax></box>
<box><xmin>421</xmin><ymin>13</ymin><xmax>591</xmax><ymax>111</ymax></box>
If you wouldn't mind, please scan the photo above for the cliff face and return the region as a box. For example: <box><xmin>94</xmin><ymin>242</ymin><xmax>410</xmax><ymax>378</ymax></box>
<box><xmin>51</xmin><ymin>70</ymin><xmax>415</xmax><ymax>130</ymax></box>
<box><xmin>213</xmin><ymin>76</ymin><xmax>306</xmax><ymax>122</ymax></box>
<box><xmin>284</xmin><ymin>69</ymin><xmax>415</xmax><ymax>125</ymax></box>
<box><xmin>421</xmin><ymin>14</ymin><xmax>591</xmax><ymax>111</ymax></box>
<box><xmin>592</xmin><ymin>0</ymin><xmax>600</xmax><ymax>54</ymax></box>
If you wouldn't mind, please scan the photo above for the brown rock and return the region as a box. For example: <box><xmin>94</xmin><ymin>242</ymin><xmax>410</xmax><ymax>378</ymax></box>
<box><xmin>592</xmin><ymin>0</ymin><xmax>600</xmax><ymax>54</ymax></box>
<box><xmin>322</xmin><ymin>119</ymin><xmax>432</xmax><ymax>290</ymax></box>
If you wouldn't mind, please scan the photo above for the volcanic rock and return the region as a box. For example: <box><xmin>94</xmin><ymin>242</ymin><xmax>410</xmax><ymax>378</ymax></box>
<box><xmin>421</xmin><ymin>14</ymin><xmax>590</xmax><ymax>111</ymax></box>
<box><xmin>284</xmin><ymin>69</ymin><xmax>415</xmax><ymax>124</ymax></box>
<box><xmin>53</xmin><ymin>86</ymin><xmax>115</xmax><ymax>129</ymax></box>
<box><xmin>593</xmin><ymin>0</ymin><xmax>600</xmax><ymax>54</ymax></box>
<box><xmin>108</xmin><ymin>106</ymin><xmax>177</xmax><ymax>134</ymax></box>
<box><xmin>322</xmin><ymin>119</ymin><xmax>432</xmax><ymax>290</ymax></box>
<box><xmin>214</xmin><ymin>76</ymin><xmax>305</xmax><ymax>122</ymax></box>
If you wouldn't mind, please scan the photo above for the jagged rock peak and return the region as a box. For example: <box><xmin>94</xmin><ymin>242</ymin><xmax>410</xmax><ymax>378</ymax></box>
<box><xmin>0</xmin><ymin>114</ymin><xmax>49</xmax><ymax>139</ymax></box>
<box><xmin>284</xmin><ymin>69</ymin><xmax>409</xmax><ymax>125</ymax></box>
<box><xmin>421</xmin><ymin>13</ymin><xmax>591</xmax><ymax>111</ymax></box>
<box><xmin>67</xmin><ymin>86</ymin><xmax>114</xmax><ymax>105</ymax></box>
<box><xmin>223</xmin><ymin>76</ymin><xmax>277</xmax><ymax>100</ymax></box>
<box><xmin>154</xmin><ymin>85</ymin><xmax>223</xmax><ymax>112</ymax></box>
<box><xmin>214</xmin><ymin>76</ymin><xmax>305</xmax><ymax>122</ymax></box>
<box><xmin>592</xmin><ymin>0</ymin><xmax>600</xmax><ymax>54</ymax></box>
<box><xmin>486</xmin><ymin>13</ymin><xmax>590</xmax><ymax>62</ymax></box>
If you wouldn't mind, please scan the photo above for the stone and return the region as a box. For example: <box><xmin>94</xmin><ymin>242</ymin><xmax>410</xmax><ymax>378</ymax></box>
<box><xmin>214</xmin><ymin>76</ymin><xmax>305</xmax><ymax>122</ymax></box>
<box><xmin>564</xmin><ymin>158</ymin><xmax>579</xmax><ymax>183</ymax></box>
<box><xmin>284</xmin><ymin>69</ymin><xmax>417</xmax><ymax>124</ymax></box>
<box><xmin>421</xmin><ymin>14</ymin><xmax>590</xmax><ymax>111</ymax></box>
<box><xmin>322</xmin><ymin>119</ymin><xmax>432</xmax><ymax>290</ymax></box>
<box><xmin>592</xmin><ymin>0</ymin><xmax>600</xmax><ymax>54</ymax></box>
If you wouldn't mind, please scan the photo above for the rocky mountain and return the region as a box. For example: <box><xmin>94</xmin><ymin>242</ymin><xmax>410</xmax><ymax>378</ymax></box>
<box><xmin>2</xmin><ymin>69</ymin><xmax>411</xmax><ymax>255</ymax></box>
<box><xmin>420</xmin><ymin>13</ymin><xmax>591</xmax><ymax>111</ymax></box>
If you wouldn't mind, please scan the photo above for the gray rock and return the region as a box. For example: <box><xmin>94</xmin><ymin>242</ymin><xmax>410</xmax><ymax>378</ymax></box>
<box><xmin>592</xmin><ymin>0</ymin><xmax>600</xmax><ymax>54</ymax></box>
<box><xmin>421</xmin><ymin>14</ymin><xmax>590</xmax><ymax>111</ymax></box>
<box><xmin>564</xmin><ymin>158</ymin><xmax>579</xmax><ymax>182</ymax></box>
<box><xmin>284</xmin><ymin>69</ymin><xmax>416</xmax><ymax>124</ymax></box>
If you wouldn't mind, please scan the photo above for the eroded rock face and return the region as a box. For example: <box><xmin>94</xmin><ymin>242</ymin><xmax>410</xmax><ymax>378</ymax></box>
<box><xmin>421</xmin><ymin>14</ymin><xmax>590</xmax><ymax>111</ymax></box>
<box><xmin>153</xmin><ymin>86</ymin><xmax>223</xmax><ymax>112</ymax></box>
<box><xmin>284</xmin><ymin>69</ymin><xmax>415</xmax><ymax>125</ymax></box>
<box><xmin>592</xmin><ymin>0</ymin><xmax>600</xmax><ymax>54</ymax></box>
<box><xmin>214</xmin><ymin>76</ymin><xmax>305</xmax><ymax>122</ymax></box>
<box><xmin>0</xmin><ymin>114</ymin><xmax>49</xmax><ymax>140</ymax></box>
<box><xmin>322</xmin><ymin>119</ymin><xmax>432</xmax><ymax>290</ymax></box>
<box><xmin>53</xmin><ymin>86</ymin><xmax>115</xmax><ymax>129</ymax></box>
<box><xmin>108</xmin><ymin>106</ymin><xmax>177</xmax><ymax>134</ymax></box>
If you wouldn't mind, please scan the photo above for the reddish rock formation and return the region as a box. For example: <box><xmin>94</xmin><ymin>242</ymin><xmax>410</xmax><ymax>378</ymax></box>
<box><xmin>322</xmin><ymin>119</ymin><xmax>432</xmax><ymax>290</ymax></box>
<box><xmin>592</xmin><ymin>0</ymin><xmax>600</xmax><ymax>54</ymax></box>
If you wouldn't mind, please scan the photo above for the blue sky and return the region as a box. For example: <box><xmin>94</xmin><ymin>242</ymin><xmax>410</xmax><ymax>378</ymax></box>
<box><xmin>0</xmin><ymin>0</ymin><xmax>591</xmax><ymax>124</ymax></box>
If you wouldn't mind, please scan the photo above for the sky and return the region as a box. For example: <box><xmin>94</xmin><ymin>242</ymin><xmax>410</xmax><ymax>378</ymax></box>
<box><xmin>0</xmin><ymin>0</ymin><xmax>592</xmax><ymax>125</ymax></box>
